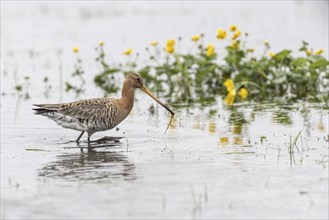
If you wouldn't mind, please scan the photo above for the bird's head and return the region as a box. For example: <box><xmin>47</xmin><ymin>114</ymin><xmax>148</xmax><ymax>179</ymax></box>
<box><xmin>125</xmin><ymin>72</ymin><xmax>174</xmax><ymax>116</ymax></box>
<box><xmin>126</xmin><ymin>72</ymin><xmax>144</xmax><ymax>89</ymax></box>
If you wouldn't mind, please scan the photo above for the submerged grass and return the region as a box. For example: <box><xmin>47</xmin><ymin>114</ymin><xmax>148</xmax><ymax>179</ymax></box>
<box><xmin>289</xmin><ymin>130</ymin><xmax>303</xmax><ymax>167</ymax></box>
<box><xmin>25</xmin><ymin>148</ymin><xmax>46</xmax><ymax>152</ymax></box>
<box><xmin>225</xmin><ymin>151</ymin><xmax>256</xmax><ymax>155</ymax></box>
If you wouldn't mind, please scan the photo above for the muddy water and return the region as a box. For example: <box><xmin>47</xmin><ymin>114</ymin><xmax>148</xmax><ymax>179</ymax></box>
<box><xmin>1</xmin><ymin>96</ymin><xmax>328</xmax><ymax>219</ymax></box>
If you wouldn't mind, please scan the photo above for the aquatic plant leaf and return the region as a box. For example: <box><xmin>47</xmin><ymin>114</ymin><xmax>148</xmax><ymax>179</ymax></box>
<box><xmin>291</xmin><ymin>57</ymin><xmax>308</xmax><ymax>67</ymax></box>
<box><xmin>310</xmin><ymin>59</ymin><xmax>329</xmax><ymax>70</ymax></box>
<box><xmin>273</xmin><ymin>73</ymin><xmax>287</xmax><ymax>84</ymax></box>
<box><xmin>273</xmin><ymin>50</ymin><xmax>292</xmax><ymax>60</ymax></box>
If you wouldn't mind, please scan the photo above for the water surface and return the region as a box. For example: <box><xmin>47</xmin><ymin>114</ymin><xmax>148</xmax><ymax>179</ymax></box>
<box><xmin>1</xmin><ymin>97</ymin><xmax>328</xmax><ymax>219</ymax></box>
<box><xmin>1</xmin><ymin>2</ymin><xmax>328</xmax><ymax>219</ymax></box>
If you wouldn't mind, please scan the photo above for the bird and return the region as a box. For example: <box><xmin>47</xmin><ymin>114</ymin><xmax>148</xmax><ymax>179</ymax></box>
<box><xmin>33</xmin><ymin>72</ymin><xmax>174</xmax><ymax>143</ymax></box>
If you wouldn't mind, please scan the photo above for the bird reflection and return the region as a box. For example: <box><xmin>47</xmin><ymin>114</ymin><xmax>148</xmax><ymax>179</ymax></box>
<box><xmin>39</xmin><ymin>140</ymin><xmax>135</xmax><ymax>183</ymax></box>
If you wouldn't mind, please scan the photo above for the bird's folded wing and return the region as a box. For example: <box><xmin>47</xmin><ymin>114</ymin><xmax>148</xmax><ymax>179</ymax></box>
<box><xmin>58</xmin><ymin>98</ymin><xmax>117</xmax><ymax>120</ymax></box>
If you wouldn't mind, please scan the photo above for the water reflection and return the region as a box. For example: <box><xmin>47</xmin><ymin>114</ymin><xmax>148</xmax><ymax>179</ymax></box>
<box><xmin>272</xmin><ymin>110</ymin><xmax>293</xmax><ymax>125</ymax></box>
<box><xmin>211</xmin><ymin>101</ymin><xmax>327</xmax><ymax>148</ymax></box>
<box><xmin>39</xmin><ymin>142</ymin><xmax>136</xmax><ymax>183</ymax></box>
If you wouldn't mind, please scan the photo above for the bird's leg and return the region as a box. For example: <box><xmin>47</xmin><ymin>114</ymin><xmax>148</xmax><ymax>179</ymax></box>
<box><xmin>76</xmin><ymin>142</ymin><xmax>84</xmax><ymax>153</ymax></box>
<box><xmin>87</xmin><ymin>132</ymin><xmax>92</xmax><ymax>143</ymax></box>
<box><xmin>87</xmin><ymin>142</ymin><xmax>92</xmax><ymax>151</ymax></box>
<box><xmin>76</xmin><ymin>131</ymin><xmax>85</xmax><ymax>143</ymax></box>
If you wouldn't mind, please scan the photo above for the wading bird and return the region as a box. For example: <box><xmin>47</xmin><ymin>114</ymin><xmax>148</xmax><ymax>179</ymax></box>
<box><xmin>33</xmin><ymin>73</ymin><xmax>174</xmax><ymax>142</ymax></box>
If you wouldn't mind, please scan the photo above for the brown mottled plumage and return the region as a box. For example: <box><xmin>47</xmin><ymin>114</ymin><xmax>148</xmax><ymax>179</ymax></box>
<box><xmin>33</xmin><ymin>73</ymin><xmax>174</xmax><ymax>142</ymax></box>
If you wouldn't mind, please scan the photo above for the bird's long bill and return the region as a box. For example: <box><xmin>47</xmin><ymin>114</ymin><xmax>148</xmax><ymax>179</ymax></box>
<box><xmin>141</xmin><ymin>85</ymin><xmax>174</xmax><ymax>116</ymax></box>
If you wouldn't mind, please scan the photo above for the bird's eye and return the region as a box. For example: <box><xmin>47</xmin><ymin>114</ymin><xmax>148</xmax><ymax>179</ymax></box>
<box><xmin>136</xmin><ymin>78</ymin><xmax>141</xmax><ymax>83</ymax></box>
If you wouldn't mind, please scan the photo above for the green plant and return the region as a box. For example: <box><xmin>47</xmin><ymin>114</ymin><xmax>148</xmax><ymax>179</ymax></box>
<box><xmin>94</xmin><ymin>42</ymin><xmax>121</xmax><ymax>95</ymax></box>
<box><xmin>66</xmin><ymin>47</ymin><xmax>86</xmax><ymax>97</ymax></box>
<box><xmin>89</xmin><ymin>26</ymin><xmax>329</xmax><ymax>104</ymax></box>
<box><xmin>13</xmin><ymin>69</ymin><xmax>30</xmax><ymax>100</ymax></box>
<box><xmin>43</xmin><ymin>76</ymin><xmax>52</xmax><ymax>98</ymax></box>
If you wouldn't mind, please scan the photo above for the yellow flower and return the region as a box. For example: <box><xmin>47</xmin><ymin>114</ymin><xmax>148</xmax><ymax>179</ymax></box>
<box><xmin>306</xmin><ymin>49</ymin><xmax>312</xmax><ymax>56</ymax></box>
<box><xmin>238</xmin><ymin>87</ymin><xmax>248</xmax><ymax>99</ymax></box>
<box><xmin>224</xmin><ymin>79</ymin><xmax>235</xmax><ymax>92</ymax></box>
<box><xmin>166</xmin><ymin>39</ymin><xmax>176</xmax><ymax>54</ymax></box>
<box><xmin>217</xmin><ymin>28</ymin><xmax>227</xmax><ymax>39</ymax></box>
<box><xmin>269</xmin><ymin>52</ymin><xmax>275</xmax><ymax>57</ymax></box>
<box><xmin>315</xmin><ymin>49</ymin><xmax>324</xmax><ymax>55</ymax></box>
<box><xmin>231</xmin><ymin>30</ymin><xmax>241</xmax><ymax>40</ymax></box>
<box><xmin>72</xmin><ymin>47</ymin><xmax>79</xmax><ymax>53</ymax></box>
<box><xmin>224</xmin><ymin>92</ymin><xmax>235</xmax><ymax>106</ymax></box>
<box><xmin>231</xmin><ymin>40</ymin><xmax>240</xmax><ymax>49</ymax></box>
<box><xmin>229</xmin><ymin>89</ymin><xmax>236</xmax><ymax>97</ymax></box>
<box><xmin>229</xmin><ymin>25</ymin><xmax>237</xmax><ymax>32</ymax></box>
<box><xmin>224</xmin><ymin>78</ymin><xmax>237</xmax><ymax>105</ymax></box>
<box><xmin>247</xmin><ymin>48</ymin><xmax>255</xmax><ymax>53</ymax></box>
<box><xmin>99</xmin><ymin>41</ymin><xmax>105</xmax><ymax>47</ymax></box>
<box><xmin>151</xmin><ymin>41</ymin><xmax>158</xmax><ymax>46</ymax></box>
<box><xmin>264</xmin><ymin>40</ymin><xmax>270</xmax><ymax>47</ymax></box>
<box><xmin>123</xmin><ymin>48</ymin><xmax>133</xmax><ymax>55</ymax></box>
<box><xmin>206</xmin><ymin>43</ymin><xmax>215</xmax><ymax>57</ymax></box>
<box><xmin>191</xmin><ymin>35</ymin><xmax>200</xmax><ymax>42</ymax></box>
<box><xmin>166</xmin><ymin>46</ymin><xmax>175</xmax><ymax>54</ymax></box>
<box><xmin>166</xmin><ymin>39</ymin><xmax>176</xmax><ymax>47</ymax></box>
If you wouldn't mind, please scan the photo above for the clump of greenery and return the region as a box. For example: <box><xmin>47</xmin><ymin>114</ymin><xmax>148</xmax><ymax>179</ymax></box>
<box><xmin>138</xmin><ymin>37</ymin><xmax>223</xmax><ymax>103</ymax></box>
<box><xmin>94</xmin><ymin>42</ymin><xmax>121</xmax><ymax>95</ymax></box>
<box><xmin>75</xmin><ymin>25</ymin><xmax>329</xmax><ymax>104</ymax></box>
<box><xmin>66</xmin><ymin>47</ymin><xmax>86</xmax><ymax>97</ymax></box>
<box><xmin>13</xmin><ymin>68</ymin><xmax>30</xmax><ymax>100</ymax></box>
<box><xmin>43</xmin><ymin>76</ymin><xmax>52</xmax><ymax>98</ymax></box>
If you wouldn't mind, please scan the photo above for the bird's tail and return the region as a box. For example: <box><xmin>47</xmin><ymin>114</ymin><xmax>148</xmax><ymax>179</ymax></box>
<box><xmin>33</xmin><ymin>104</ymin><xmax>61</xmax><ymax>115</ymax></box>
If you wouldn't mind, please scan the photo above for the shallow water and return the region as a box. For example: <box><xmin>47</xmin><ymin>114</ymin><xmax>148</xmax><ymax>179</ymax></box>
<box><xmin>1</xmin><ymin>96</ymin><xmax>328</xmax><ymax>219</ymax></box>
<box><xmin>1</xmin><ymin>2</ymin><xmax>329</xmax><ymax>219</ymax></box>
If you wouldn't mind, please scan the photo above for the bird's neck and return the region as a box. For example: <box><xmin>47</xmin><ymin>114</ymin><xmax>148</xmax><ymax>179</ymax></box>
<box><xmin>120</xmin><ymin>81</ymin><xmax>135</xmax><ymax>111</ymax></box>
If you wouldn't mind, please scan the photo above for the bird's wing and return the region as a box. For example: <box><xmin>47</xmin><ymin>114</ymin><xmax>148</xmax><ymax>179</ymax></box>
<box><xmin>58</xmin><ymin>98</ymin><xmax>118</xmax><ymax>120</ymax></box>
